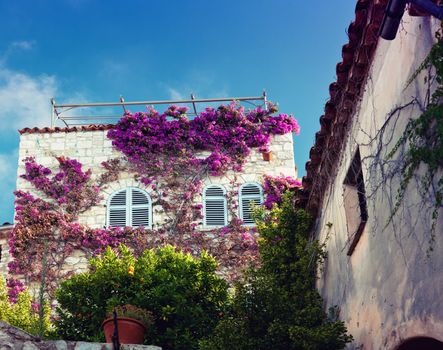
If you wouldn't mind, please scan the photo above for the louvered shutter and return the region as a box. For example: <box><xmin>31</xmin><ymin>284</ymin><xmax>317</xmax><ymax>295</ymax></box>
<box><xmin>130</xmin><ymin>188</ymin><xmax>151</xmax><ymax>228</ymax></box>
<box><xmin>107</xmin><ymin>188</ymin><xmax>152</xmax><ymax>228</ymax></box>
<box><xmin>240</xmin><ymin>183</ymin><xmax>263</xmax><ymax>225</ymax></box>
<box><xmin>204</xmin><ymin>185</ymin><xmax>227</xmax><ymax>227</ymax></box>
<box><xmin>108</xmin><ymin>190</ymin><xmax>127</xmax><ymax>227</ymax></box>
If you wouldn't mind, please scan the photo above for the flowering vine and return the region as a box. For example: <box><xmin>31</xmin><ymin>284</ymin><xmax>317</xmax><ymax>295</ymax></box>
<box><xmin>8</xmin><ymin>102</ymin><xmax>300</xmax><ymax>298</ymax></box>
<box><xmin>108</xmin><ymin>102</ymin><xmax>299</xmax><ymax>179</ymax></box>
<box><xmin>262</xmin><ymin>175</ymin><xmax>302</xmax><ymax>209</ymax></box>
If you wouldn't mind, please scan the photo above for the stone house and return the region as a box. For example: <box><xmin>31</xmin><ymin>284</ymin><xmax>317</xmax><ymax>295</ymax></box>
<box><xmin>297</xmin><ymin>0</ymin><xmax>443</xmax><ymax>349</ymax></box>
<box><xmin>4</xmin><ymin>123</ymin><xmax>296</xmax><ymax>280</ymax></box>
<box><xmin>16</xmin><ymin>127</ymin><xmax>295</xmax><ymax>229</ymax></box>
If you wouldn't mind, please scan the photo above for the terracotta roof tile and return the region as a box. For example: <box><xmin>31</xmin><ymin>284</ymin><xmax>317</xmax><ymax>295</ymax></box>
<box><xmin>299</xmin><ymin>0</ymin><xmax>388</xmax><ymax>214</ymax></box>
<box><xmin>19</xmin><ymin>124</ymin><xmax>115</xmax><ymax>135</ymax></box>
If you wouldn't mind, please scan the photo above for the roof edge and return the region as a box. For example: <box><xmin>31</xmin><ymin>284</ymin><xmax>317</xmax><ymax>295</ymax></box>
<box><xmin>19</xmin><ymin>124</ymin><xmax>115</xmax><ymax>135</ymax></box>
<box><xmin>299</xmin><ymin>0</ymin><xmax>389</xmax><ymax>215</ymax></box>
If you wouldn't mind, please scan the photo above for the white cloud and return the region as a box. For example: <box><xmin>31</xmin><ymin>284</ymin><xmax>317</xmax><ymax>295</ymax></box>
<box><xmin>0</xmin><ymin>40</ymin><xmax>36</xmax><ymax>66</ymax></box>
<box><xmin>163</xmin><ymin>70</ymin><xmax>230</xmax><ymax>103</ymax></box>
<box><xmin>0</xmin><ymin>66</ymin><xmax>57</xmax><ymax>129</ymax></box>
<box><xmin>167</xmin><ymin>88</ymin><xmax>185</xmax><ymax>100</ymax></box>
<box><xmin>10</xmin><ymin>40</ymin><xmax>35</xmax><ymax>51</ymax></box>
<box><xmin>166</xmin><ymin>86</ymin><xmax>230</xmax><ymax>101</ymax></box>
<box><xmin>98</xmin><ymin>60</ymin><xmax>130</xmax><ymax>81</ymax></box>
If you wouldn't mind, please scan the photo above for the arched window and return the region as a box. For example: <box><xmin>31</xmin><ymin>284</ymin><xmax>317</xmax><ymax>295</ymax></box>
<box><xmin>107</xmin><ymin>187</ymin><xmax>152</xmax><ymax>228</ymax></box>
<box><xmin>203</xmin><ymin>185</ymin><xmax>227</xmax><ymax>227</ymax></box>
<box><xmin>239</xmin><ymin>183</ymin><xmax>263</xmax><ymax>225</ymax></box>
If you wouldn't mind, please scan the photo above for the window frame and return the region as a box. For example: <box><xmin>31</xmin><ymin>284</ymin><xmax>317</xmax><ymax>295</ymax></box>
<box><xmin>106</xmin><ymin>187</ymin><xmax>152</xmax><ymax>229</ymax></box>
<box><xmin>343</xmin><ymin>148</ymin><xmax>368</xmax><ymax>256</ymax></box>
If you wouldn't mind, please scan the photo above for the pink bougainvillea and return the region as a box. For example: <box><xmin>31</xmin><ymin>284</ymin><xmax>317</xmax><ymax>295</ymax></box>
<box><xmin>6</xmin><ymin>278</ymin><xmax>25</xmax><ymax>303</ymax></box>
<box><xmin>107</xmin><ymin>102</ymin><xmax>299</xmax><ymax>178</ymax></box>
<box><xmin>8</xmin><ymin>102</ymin><xmax>299</xmax><ymax>297</ymax></box>
<box><xmin>263</xmin><ymin>175</ymin><xmax>302</xmax><ymax>209</ymax></box>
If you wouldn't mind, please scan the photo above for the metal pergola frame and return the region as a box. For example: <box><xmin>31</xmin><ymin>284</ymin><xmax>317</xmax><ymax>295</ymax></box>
<box><xmin>50</xmin><ymin>92</ymin><xmax>268</xmax><ymax>127</ymax></box>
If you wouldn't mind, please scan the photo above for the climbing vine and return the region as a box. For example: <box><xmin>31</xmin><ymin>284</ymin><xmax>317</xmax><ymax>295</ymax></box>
<box><xmin>262</xmin><ymin>174</ymin><xmax>301</xmax><ymax>209</ymax></box>
<box><xmin>8</xmin><ymin>102</ymin><xmax>300</xmax><ymax>297</ymax></box>
<box><xmin>387</xmin><ymin>27</ymin><xmax>443</xmax><ymax>247</ymax></box>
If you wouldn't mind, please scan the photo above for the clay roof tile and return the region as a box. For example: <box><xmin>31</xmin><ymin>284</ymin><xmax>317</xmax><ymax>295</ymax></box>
<box><xmin>19</xmin><ymin>124</ymin><xmax>115</xmax><ymax>135</ymax></box>
<box><xmin>299</xmin><ymin>0</ymin><xmax>387</xmax><ymax>215</ymax></box>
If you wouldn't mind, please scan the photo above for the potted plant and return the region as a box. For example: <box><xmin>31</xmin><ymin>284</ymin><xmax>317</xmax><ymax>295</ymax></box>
<box><xmin>102</xmin><ymin>304</ymin><xmax>154</xmax><ymax>344</ymax></box>
<box><xmin>260</xmin><ymin>146</ymin><xmax>273</xmax><ymax>161</ymax></box>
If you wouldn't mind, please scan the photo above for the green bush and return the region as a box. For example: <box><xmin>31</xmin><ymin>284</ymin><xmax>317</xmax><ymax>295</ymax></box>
<box><xmin>0</xmin><ymin>276</ymin><xmax>53</xmax><ymax>337</ymax></box>
<box><xmin>199</xmin><ymin>194</ymin><xmax>353</xmax><ymax>350</ymax></box>
<box><xmin>55</xmin><ymin>244</ymin><xmax>229</xmax><ymax>349</ymax></box>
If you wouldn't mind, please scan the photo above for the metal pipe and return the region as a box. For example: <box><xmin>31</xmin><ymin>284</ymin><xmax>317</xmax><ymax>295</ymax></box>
<box><xmin>190</xmin><ymin>93</ymin><xmax>198</xmax><ymax>115</ymax></box>
<box><xmin>263</xmin><ymin>90</ymin><xmax>268</xmax><ymax>110</ymax></box>
<box><xmin>411</xmin><ymin>0</ymin><xmax>443</xmax><ymax>19</ymax></box>
<box><xmin>50</xmin><ymin>98</ymin><xmax>56</xmax><ymax>127</ymax></box>
<box><xmin>60</xmin><ymin>116</ymin><xmax>122</xmax><ymax>120</ymax></box>
<box><xmin>119</xmin><ymin>95</ymin><xmax>127</xmax><ymax>114</ymax></box>
<box><xmin>379</xmin><ymin>0</ymin><xmax>407</xmax><ymax>40</ymax></box>
<box><xmin>54</xmin><ymin>96</ymin><xmax>265</xmax><ymax>108</ymax></box>
<box><xmin>60</xmin><ymin>112</ymin><xmax>200</xmax><ymax>120</ymax></box>
<box><xmin>380</xmin><ymin>0</ymin><xmax>443</xmax><ymax>40</ymax></box>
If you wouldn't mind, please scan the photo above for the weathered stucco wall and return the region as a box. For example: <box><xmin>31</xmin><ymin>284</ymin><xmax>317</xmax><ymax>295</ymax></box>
<box><xmin>316</xmin><ymin>16</ymin><xmax>443</xmax><ymax>350</ymax></box>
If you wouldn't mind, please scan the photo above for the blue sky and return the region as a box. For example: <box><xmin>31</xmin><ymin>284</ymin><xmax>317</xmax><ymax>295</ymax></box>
<box><xmin>0</xmin><ymin>0</ymin><xmax>356</xmax><ymax>223</ymax></box>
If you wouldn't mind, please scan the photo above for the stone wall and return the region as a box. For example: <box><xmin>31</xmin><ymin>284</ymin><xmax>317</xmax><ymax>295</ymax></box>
<box><xmin>11</xmin><ymin>129</ymin><xmax>296</xmax><ymax>277</ymax></box>
<box><xmin>16</xmin><ymin>131</ymin><xmax>295</xmax><ymax>229</ymax></box>
<box><xmin>315</xmin><ymin>16</ymin><xmax>443</xmax><ymax>350</ymax></box>
<box><xmin>0</xmin><ymin>226</ymin><xmax>12</xmax><ymax>279</ymax></box>
<box><xmin>0</xmin><ymin>321</ymin><xmax>161</xmax><ymax>350</ymax></box>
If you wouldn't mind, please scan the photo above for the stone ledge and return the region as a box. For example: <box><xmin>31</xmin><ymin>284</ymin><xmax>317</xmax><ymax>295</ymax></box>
<box><xmin>0</xmin><ymin>322</ymin><xmax>161</xmax><ymax>350</ymax></box>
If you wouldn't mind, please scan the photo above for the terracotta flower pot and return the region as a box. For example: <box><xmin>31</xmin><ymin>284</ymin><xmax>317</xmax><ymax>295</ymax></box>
<box><xmin>102</xmin><ymin>317</ymin><xmax>146</xmax><ymax>344</ymax></box>
<box><xmin>262</xmin><ymin>151</ymin><xmax>273</xmax><ymax>161</ymax></box>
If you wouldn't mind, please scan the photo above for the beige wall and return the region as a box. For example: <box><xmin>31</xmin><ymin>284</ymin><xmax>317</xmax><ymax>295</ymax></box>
<box><xmin>315</xmin><ymin>16</ymin><xmax>443</xmax><ymax>350</ymax></box>
<box><xmin>16</xmin><ymin>131</ymin><xmax>296</xmax><ymax>229</ymax></box>
<box><xmin>0</xmin><ymin>227</ymin><xmax>12</xmax><ymax>279</ymax></box>
<box><xmin>10</xmin><ymin>130</ymin><xmax>296</xmax><ymax>278</ymax></box>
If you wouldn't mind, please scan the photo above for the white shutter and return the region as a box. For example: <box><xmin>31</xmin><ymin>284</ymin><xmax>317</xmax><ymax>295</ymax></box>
<box><xmin>130</xmin><ymin>188</ymin><xmax>151</xmax><ymax>228</ymax></box>
<box><xmin>108</xmin><ymin>190</ymin><xmax>127</xmax><ymax>227</ymax></box>
<box><xmin>109</xmin><ymin>208</ymin><xmax>127</xmax><ymax>227</ymax></box>
<box><xmin>132</xmin><ymin>189</ymin><xmax>150</xmax><ymax>205</ymax></box>
<box><xmin>240</xmin><ymin>183</ymin><xmax>263</xmax><ymax>225</ymax></box>
<box><xmin>131</xmin><ymin>208</ymin><xmax>150</xmax><ymax>227</ymax></box>
<box><xmin>107</xmin><ymin>188</ymin><xmax>152</xmax><ymax>228</ymax></box>
<box><xmin>110</xmin><ymin>191</ymin><xmax>126</xmax><ymax>206</ymax></box>
<box><xmin>204</xmin><ymin>185</ymin><xmax>227</xmax><ymax>227</ymax></box>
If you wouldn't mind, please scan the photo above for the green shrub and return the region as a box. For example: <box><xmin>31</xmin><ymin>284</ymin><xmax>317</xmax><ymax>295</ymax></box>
<box><xmin>199</xmin><ymin>194</ymin><xmax>353</xmax><ymax>350</ymax></box>
<box><xmin>0</xmin><ymin>276</ymin><xmax>53</xmax><ymax>337</ymax></box>
<box><xmin>55</xmin><ymin>244</ymin><xmax>229</xmax><ymax>349</ymax></box>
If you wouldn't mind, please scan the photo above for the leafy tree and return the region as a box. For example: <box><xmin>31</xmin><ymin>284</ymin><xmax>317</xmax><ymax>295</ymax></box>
<box><xmin>0</xmin><ymin>276</ymin><xmax>52</xmax><ymax>337</ymax></box>
<box><xmin>199</xmin><ymin>194</ymin><xmax>353</xmax><ymax>350</ymax></box>
<box><xmin>55</xmin><ymin>245</ymin><xmax>229</xmax><ymax>349</ymax></box>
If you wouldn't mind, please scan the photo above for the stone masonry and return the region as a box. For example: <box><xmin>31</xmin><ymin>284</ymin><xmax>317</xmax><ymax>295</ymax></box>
<box><xmin>9</xmin><ymin>129</ymin><xmax>297</xmax><ymax>275</ymax></box>
<box><xmin>0</xmin><ymin>321</ymin><xmax>161</xmax><ymax>350</ymax></box>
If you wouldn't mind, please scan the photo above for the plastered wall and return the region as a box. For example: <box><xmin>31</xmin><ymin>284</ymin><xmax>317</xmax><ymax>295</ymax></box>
<box><xmin>315</xmin><ymin>16</ymin><xmax>443</xmax><ymax>350</ymax></box>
